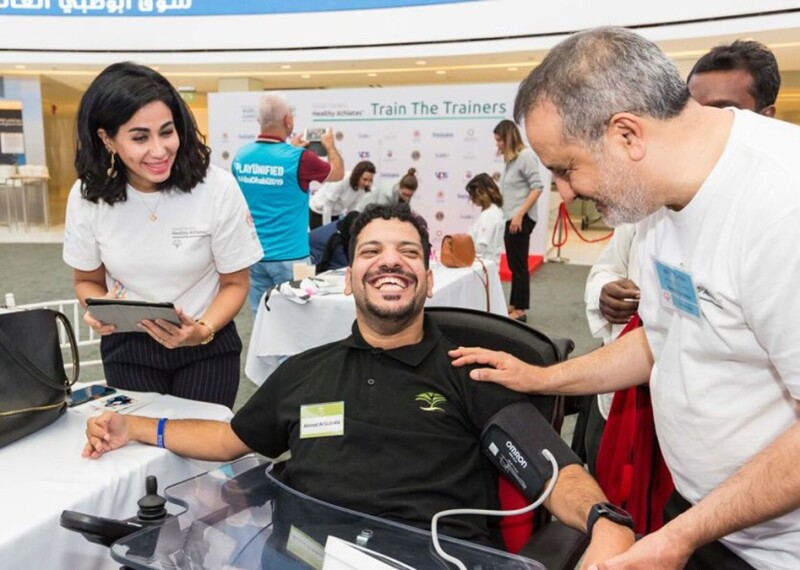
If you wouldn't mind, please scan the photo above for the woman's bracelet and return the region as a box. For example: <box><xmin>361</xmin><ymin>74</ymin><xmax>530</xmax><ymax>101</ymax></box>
<box><xmin>196</xmin><ymin>319</ymin><xmax>216</xmax><ymax>345</ymax></box>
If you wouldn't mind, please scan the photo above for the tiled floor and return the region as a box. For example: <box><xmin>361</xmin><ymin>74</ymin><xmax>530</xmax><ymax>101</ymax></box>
<box><xmin>0</xmin><ymin>223</ymin><xmax>65</xmax><ymax>244</ymax></box>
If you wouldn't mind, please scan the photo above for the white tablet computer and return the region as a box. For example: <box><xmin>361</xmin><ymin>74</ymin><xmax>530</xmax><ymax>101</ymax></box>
<box><xmin>85</xmin><ymin>298</ymin><xmax>181</xmax><ymax>333</ymax></box>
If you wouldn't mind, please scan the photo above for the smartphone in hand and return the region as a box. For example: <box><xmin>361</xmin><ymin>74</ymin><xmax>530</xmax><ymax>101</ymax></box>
<box><xmin>303</xmin><ymin>128</ymin><xmax>328</xmax><ymax>157</ymax></box>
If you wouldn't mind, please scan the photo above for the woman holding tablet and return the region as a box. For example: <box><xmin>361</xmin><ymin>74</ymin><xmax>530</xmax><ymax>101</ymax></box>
<box><xmin>63</xmin><ymin>62</ymin><xmax>263</xmax><ymax>408</ymax></box>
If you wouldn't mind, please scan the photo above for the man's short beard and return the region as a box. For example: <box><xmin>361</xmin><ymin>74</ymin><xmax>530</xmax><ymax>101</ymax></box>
<box><xmin>593</xmin><ymin>150</ymin><xmax>658</xmax><ymax>226</ymax></box>
<box><xmin>364</xmin><ymin>294</ymin><xmax>425</xmax><ymax>324</ymax></box>
<box><xmin>359</xmin><ymin>266</ymin><xmax>426</xmax><ymax>327</ymax></box>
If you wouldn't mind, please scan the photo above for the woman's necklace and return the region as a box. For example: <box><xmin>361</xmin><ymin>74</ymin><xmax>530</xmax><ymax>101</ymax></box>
<box><xmin>133</xmin><ymin>190</ymin><xmax>163</xmax><ymax>222</ymax></box>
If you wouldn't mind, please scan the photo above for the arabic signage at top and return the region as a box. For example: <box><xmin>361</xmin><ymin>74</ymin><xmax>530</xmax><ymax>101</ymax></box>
<box><xmin>0</xmin><ymin>0</ymin><xmax>470</xmax><ymax>17</ymax></box>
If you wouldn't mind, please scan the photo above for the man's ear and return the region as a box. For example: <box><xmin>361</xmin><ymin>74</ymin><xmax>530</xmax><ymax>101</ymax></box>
<box><xmin>606</xmin><ymin>113</ymin><xmax>646</xmax><ymax>162</ymax></box>
<box><xmin>344</xmin><ymin>267</ymin><xmax>353</xmax><ymax>296</ymax></box>
<box><xmin>426</xmin><ymin>268</ymin><xmax>434</xmax><ymax>299</ymax></box>
<box><xmin>759</xmin><ymin>105</ymin><xmax>777</xmax><ymax>118</ymax></box>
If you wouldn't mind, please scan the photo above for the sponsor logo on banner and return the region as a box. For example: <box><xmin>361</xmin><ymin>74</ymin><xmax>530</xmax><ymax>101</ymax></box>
<box><xmin>434</xmin><ymin>152</ymin><xmax>449</xmax><ymax>159</ymax></box>
<box><xmin>385</xmin><ymin>149</ymin><xmax>394</xmax><ymax>159</ymax></box>
<box><xmin>412</xmin><ymin>130</ymin><xmax>421</xmax><ymax>141</ymax></box>
<box><xmin>357</xmin><ymin>133</ymin><xmax>371</xmax><ymax>139</ymax></box>
<box><xmin>464</xmin><ymin>170</ymin><xmax>473</xmax><ymax>180</ymax></box>
<box><xmin>463</xmin><ymin>128</ymin><xmax>478</xmax><ymax>142</ymax></box>
<box><xmin>457</xmin><ymin>192</ymin><xmax>470</xmax><ymax>201</ymax></box>
<box><xmin>382</xmin><ymin>132</ymin><xmax>397</xmax><ymax>141</ymax></box>
<box><xmin>358</xmin><ymin>151</ymin><xmax>371</xmax><ymax>159</ymax></box>
<box><xmin>462</xmin><ymin>151</ymin><xmax>478</xmax><ymax>161</ymax></box>
<box><xmin>436</xmin><ymin>191</ymin><xmax>445</xmax><ymax>202</ymax></box>
<box><xmin>435</xmin><ymin>211</ymin><xmax>445</xmax><ymax>221</ymax></box>
<box><xmin>381</xmin><ymin>172</ymin><xmax>400</xmax><ymax>179</ymax></box>
<box><xmin>411</xmin><ymin>150</ymin><xmax>421</xmax><ymax>161</ymax></box>
<box><xmin>221</xmin><ymin>151</ymin><xmax>230</xmax><ymax>160</ymax></box>
<box><xmin>432</xmin><ymin>132</ymin><xmax>454</xmax><ymax>139</ymax></box>
<box><xmin>335</xmin><ymin>131</ymin><xmax>344</xmax><ymax>141</ymax></box>
<box><xmin>435</xmin><ymin>229</ymin><xmax>443</xmax><ymax>238</ymax></box>
<box><xmin>242</xmin><ymin>106</ymin><xmax>257</xmax><ymax>122</ymax></box>
<box><xmin>434</xmin><ymin>172</ymin><xmax>448</xmax><ymax>180</ymax></box>
<box><xmin>460</xmin><ymin>213</ymin><xmax>475</xmax><ymax>220</ymax></box>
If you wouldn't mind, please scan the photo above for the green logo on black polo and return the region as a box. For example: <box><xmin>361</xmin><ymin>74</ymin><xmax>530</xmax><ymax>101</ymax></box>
<box><xmin>415</xmin><ymin>392</ymin><xmax>447</xmax><ymax>412</ymax></box>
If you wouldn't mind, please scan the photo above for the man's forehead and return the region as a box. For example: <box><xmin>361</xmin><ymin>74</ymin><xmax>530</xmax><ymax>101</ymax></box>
<box><xmin>356</xmin><ymin>218</ymin><xmax>423</xmax><ymax>247</ymax></box>
<box><xmin>524</xmin><ymin>102</ymin><xmax>578</xmax><ymax>164</ymax></box>
<box><xmin>688</xmin><ymin>69</ymin><xmax>757</xmax><ymax>111</ymax></box>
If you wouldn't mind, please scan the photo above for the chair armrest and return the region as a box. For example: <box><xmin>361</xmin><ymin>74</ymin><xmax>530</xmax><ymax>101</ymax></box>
<box><xmin>515</xmin><ymin>520</ymin><xmax>589</xmax><ymax>570</ymax></box>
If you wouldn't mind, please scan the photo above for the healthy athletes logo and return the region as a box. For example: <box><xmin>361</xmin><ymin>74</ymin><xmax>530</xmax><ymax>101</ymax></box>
<box><xmin>415</xmin><ymin>392</ymin><xmax>447</xmax><ymax>412</ymax></box>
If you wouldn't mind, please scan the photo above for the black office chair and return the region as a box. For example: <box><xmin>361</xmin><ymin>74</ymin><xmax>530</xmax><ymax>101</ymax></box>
<box><xmin>427</xmin><ymin>306</ymin><xmax>588</xmax><ymax>570</ymax></box>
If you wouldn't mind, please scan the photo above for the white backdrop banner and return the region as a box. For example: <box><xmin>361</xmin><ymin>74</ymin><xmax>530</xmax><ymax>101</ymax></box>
<box><xmin>208</xmin><ymin>83</ymin><xmax>551</xmax><ymax>256</ymax></box>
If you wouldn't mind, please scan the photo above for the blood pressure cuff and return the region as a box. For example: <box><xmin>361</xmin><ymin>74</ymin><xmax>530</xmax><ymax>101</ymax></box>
<box><xmin>481</xmin><ymin>401</ymin><xmax>582</xmax><ymax>501</ymax></box>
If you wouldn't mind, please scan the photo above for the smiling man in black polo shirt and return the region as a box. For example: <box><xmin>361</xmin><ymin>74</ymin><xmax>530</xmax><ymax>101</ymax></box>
<box><xmin>83</xmin><ymin>203</ymin><xmax>634</xmax><ymax>564</ymax></box>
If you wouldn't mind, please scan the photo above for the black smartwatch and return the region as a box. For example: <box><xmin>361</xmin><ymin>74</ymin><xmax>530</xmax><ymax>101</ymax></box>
<box><xmin>586</xmin><ymin>502</ymin><xmax>634</xmax><ymax>538</ymax></box>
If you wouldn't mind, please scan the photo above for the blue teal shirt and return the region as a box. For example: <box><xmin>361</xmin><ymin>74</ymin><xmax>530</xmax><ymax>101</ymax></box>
<box><xmin>233</xmin><ymin>140</ymin><xmax>308</xmax><ymax>261</ymax></box>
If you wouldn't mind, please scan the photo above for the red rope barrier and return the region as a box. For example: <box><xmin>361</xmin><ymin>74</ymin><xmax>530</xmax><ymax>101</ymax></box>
<box><xmin>551</xmin><ymin>203</ymin><xmax>614</xmax><ymax>247</ymax></box>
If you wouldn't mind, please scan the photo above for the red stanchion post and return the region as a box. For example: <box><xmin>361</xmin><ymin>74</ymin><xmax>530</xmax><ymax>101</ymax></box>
<box><xmin>548</xmin><ymin>203</ymin><xmax>570</xmax><ymax>264</ymax></box>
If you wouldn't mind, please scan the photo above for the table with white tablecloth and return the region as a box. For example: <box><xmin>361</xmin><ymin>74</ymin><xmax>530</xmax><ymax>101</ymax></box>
<box><xmin>245</xmin><ymin>261</ymin><xmax>507</xmax><ymax>385</ymax></box>
<box><xmin>0</xmin><ymin>393</ymin><xmax>232</xmax><ymax>570</ymax></box>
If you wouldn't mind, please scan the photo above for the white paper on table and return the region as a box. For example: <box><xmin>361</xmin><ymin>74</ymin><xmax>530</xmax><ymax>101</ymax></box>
<box><xmin>322</xmin><ymin>535</ymin><xmax>416</xmax><ymax>570</ymax></box>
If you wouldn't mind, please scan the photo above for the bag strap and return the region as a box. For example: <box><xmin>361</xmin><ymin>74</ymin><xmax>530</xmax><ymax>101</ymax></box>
<box><xmin>477</xmin><ymin>258</ymin><xmax>490</xmax><ymax>313</ymax></box>
<box><xmin>0</xmin><ymin>309</ymin><xmax>79</xmax><ymax>390</ymax></box>
<box><xmin>55</xmin><ymin>310</ymin><xmax>80</xmax><ymax>387</ymax></box>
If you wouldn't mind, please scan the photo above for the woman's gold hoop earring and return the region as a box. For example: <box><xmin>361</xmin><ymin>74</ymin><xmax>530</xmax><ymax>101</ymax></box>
<box><xmin>107</xmin><ymin>150</ymin><xmax>118</xmax><ymax>179</ymax></box>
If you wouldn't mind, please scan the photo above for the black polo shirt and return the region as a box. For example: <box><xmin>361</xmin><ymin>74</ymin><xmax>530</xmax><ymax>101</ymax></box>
<box><xmin>232</xmin><ymin>317</ymin><xmax>547</xmax><ymax>542</ymax></box>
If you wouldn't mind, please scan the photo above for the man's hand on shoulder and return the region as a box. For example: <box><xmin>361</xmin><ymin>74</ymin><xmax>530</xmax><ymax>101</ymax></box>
<box><xmin>82</xmin><ymin>411</ymin><xmax>130</xmax><ymax>459</ymax></box>
<box><xmin>599</xmin><ymin>279</ymin><xmax>640</xmax><ymax>325</ymax></box>
<box><xmin>449</xmin><ymin>346</ymin><xmax>543</xmax><ymax>393</ymax></box>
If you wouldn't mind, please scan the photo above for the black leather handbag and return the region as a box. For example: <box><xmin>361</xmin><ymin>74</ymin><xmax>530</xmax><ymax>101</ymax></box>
<box><xmin>0</xmin><ymin>309</ymin><xmax>79</xmax><ymax>449</ymax></box>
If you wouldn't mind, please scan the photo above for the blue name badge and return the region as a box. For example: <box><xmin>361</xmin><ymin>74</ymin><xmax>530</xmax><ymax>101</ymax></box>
<box><xmin>653</xmin><ymin>260</ymin><xmax>701</xmax><ymax>320</ymax></box>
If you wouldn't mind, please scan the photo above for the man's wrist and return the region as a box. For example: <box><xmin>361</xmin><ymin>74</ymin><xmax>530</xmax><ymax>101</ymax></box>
<box><xmin>591</xmin><ymin>516</ymin><xmax>636</xmax><ymax>539</ymax></box>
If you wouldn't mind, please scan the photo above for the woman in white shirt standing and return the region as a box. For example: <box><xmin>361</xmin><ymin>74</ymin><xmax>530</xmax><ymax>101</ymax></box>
<box><xmin>63</xmin><ymin>62</ymin><xmax>263</xmax><ymax>408</ymax></box>
<box><xmin>493</xmin><ymin>120</ymin><xmax>543</xmax><ymax>322</ymax></box>
<box><xmin>309</xmin><ymin>160</ymin><xmax>375</xmax><ymax>229</ymax></box>
<box><xmin>466</xmin><ymin>173</ymin><xmax>505</xmax><ymax>264</ymax></box>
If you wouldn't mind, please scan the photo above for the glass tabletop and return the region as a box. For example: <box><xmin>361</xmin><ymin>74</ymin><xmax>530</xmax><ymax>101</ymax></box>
<box><xmin>111</xmin><ymin>456</ymin><xmax>546</xmax><ymax>570</ymax></box>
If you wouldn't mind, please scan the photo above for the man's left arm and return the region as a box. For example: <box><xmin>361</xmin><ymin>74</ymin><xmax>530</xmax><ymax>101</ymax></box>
<box><xmin>593</xmin><ymin>419</ymin><xmax>800</xmax><ymax>570</ymax></box>
<box><xmin>594</xmin><ymin>209</ymin><xmax>800</xmax><ymax>569</ymax></box>
<box><xmin>544</xmin><ymin>464</ymin><xmax>635</xmax><ymax>569</ymax></box>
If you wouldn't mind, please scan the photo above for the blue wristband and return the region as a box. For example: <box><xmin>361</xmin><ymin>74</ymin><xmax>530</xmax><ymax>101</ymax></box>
<box><xmin>156</xmin><ymin>417</ymin><xmax>168</xmax><ymax>449</ymax></box>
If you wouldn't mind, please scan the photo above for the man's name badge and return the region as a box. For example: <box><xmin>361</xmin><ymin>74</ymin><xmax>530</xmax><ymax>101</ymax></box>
<box><xmin>653</xmin><ymin>259</ymin><xmax>701</xmax><ymax>320</ymax></box>
<box><xmin>300</xmin><ymin>401</ymin><xmax>345</xmax><ymax>439</ymax></box>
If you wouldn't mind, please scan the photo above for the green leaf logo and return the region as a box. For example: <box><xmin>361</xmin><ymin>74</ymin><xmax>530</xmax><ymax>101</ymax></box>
<box><xmin>415</xmin><ymin>392</ymin><xmax>447</xmax><ymax>412</ymax></box>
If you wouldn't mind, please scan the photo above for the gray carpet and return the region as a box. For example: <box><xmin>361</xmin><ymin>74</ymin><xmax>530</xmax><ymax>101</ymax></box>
<box><xmin>0</xmin><ymin>244</ymin><xmax>596</xmax><ymax>413</ymax></box>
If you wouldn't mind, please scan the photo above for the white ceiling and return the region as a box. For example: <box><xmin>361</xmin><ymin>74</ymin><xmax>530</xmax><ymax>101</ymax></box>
<box><xmin>21</xmin><ymin>25</ymin><xmax>800</xmax><ymax>116</ymax></box>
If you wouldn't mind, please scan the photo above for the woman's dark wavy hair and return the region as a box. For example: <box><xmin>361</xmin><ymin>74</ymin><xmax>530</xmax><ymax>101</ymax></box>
<box><xmin>348</xmin><ymin>203</ymin><xmax>431</xmax><ymax>269</ymax></box>
<box><xmin>349</xmin><ymin>160</ymin><xmax>376</xmax><ymax>190</ymax></box>
<box><xmin>466</xmin><ymin>172</ymin><xmax>503</xmax><ymax>209</ymax></box>
<box><xmin>75</xmin><ymin>62</ymin><xmax>211</xmax><ymax>205</ymax></box>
